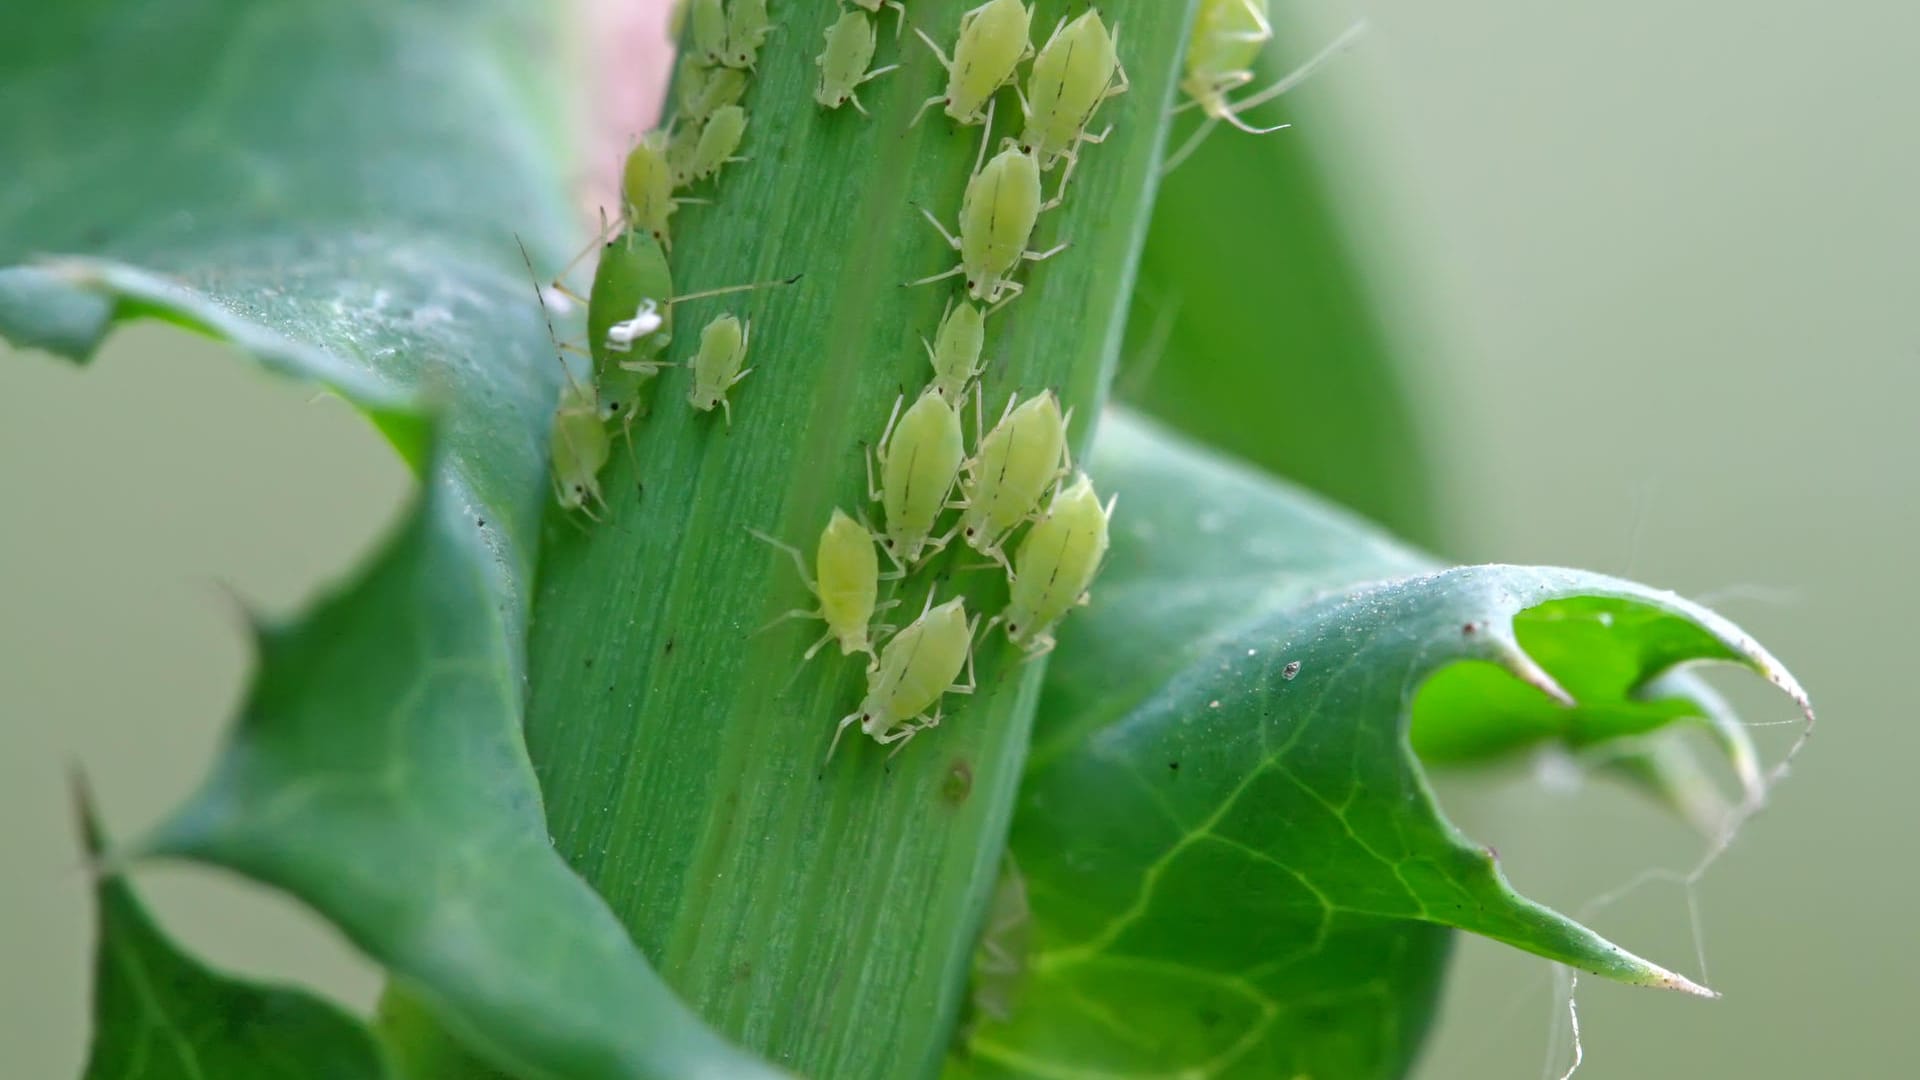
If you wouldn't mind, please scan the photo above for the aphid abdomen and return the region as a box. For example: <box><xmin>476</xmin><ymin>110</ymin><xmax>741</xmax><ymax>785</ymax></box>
<box><xmin>1003</xmin><ymin>474</ymin><xmax>1111</xmax><ymax>652</ymax></box>
<box><xmin>925</xmin><ymin>299</ymin><xmax>986</xmax><ymax>405</ymax></box>
<box><xmin>815</xmin><ymin>509</ymin><xmax>882</xmax><ymax>653</ymax></box>
<box><xmin>877</xmin><ymin>391</ymin><xmax>966</xmax><ymax>566</ymax></box>
<box><xmin>550</xmin><ymin>381</ymin><xmax>612</xmax><ymax>515</ymax></box>
<box><xmin>622</xmin><ymin>132</ymin><xmax>678</xmax><ymax>245</ymax></box>
<box><xmin>688</xmin><ymin>313</ymin><xmax>751</xmax><ymax>421</ymax></box>
<box><xmin>1019</xmin><ymin>12</ymin><xmax>1125</xmax><ymax>169</ymax></box>
<box><xmin>689</xmin><ymin>105</ymin><xmax>748</xmax><ymax>184</ymax></box>
<box><xmin>962</xmin><ymin>391</ymin><xmax>1069</xmax><ymax>557</ymax></box>
<box><xmin>689</xmin><ymin>0</ymin><xmax>728</xmax><ymax>63</ymax></box>
<box><xmin>947</xmin><ymin>0</ymin><xmax>1033</xmax><ymax>122</ymax></box>
<box><xmin>587</xmin><ymin>230</ymin><xmax>675</xmax><ymax>371</ymax></box>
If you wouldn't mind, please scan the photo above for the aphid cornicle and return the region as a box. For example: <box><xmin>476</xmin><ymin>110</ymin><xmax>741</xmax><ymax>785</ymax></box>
<box><xmin>828</xmin><ymin>594</ymin><xmax>978</xmax><ymax>762</ymax></box>
<box><xmin>957</xmin><ymin>390</ymin><xmax>1072</xmax><ymax>569</ymax></box>
<box><xmin>999</xmin><ymin>473</ymin><xmax>1114</xmax><ymax>657</ymax></box>
<box><xmin>815</xmin><ymin>10</ymin><xmax>899</xmax><ymax>115</ymax></box>
<box><xmin>687</xmin><ymin>313</ymin><xmax>752</xmax><ymax>424</ymax></box>
<box><xmin>868</xmin><ymin>389</ymin><xmax>966</xmax><ymax>570</ymax></box>
<box><xmin>685</xmin><ymin>105</ymin><xmax>749</xmax><ymax>185</ymax></box>
<box><xmin>749</xmin><ymin>509</ymin><xmax>894</xmax><ymax>661</ymax></box>
<box><xmin>923</xmin><ymin>298</ymin><xmax>986</xmax><ymax>406</ymax></box>
<box><xmin>911</xmin><ymin>0</ymin><xmax>1033</xmax><ymax>127</ymax></box>
<box><xmin>1017</xmin><ymin>11</ymin><xmax>1129</xmax><ymax>184</ymax></box>
<box><xmin>914</xmin><ymin>115</ymin><xmax>1066</xmax><ymax>309</ymax></box>
<box><xmin>722</xmin><ymin>0</ymin><xmax>772</xmax><ymax>70</ymax></box>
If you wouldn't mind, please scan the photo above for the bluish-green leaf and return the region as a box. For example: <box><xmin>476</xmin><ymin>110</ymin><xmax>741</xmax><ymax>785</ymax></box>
<box><xmin>954</xmin><ymin>413</ymin><xmax>1809</xmax><ymax>1078</ymax></box>
<box><xmin>78</xmin><ymin>784</ymin><xmax>392</xmax><ymax>1080</ymax></box>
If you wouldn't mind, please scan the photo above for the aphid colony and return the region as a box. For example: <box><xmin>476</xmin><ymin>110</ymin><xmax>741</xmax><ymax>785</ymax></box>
<box><xmin>532</xmin><ymin>2</ymin><xmax>1128</xmax><ymax>761</ymax></box>
<box><xmin>754</xmin><ymin>1</ymin><xmax>1124</xmax><ymax>762</ymax></box>
<box><xmin>531</xmin><ymin>0</ymin><xmax>795</xmax><ymax>515</ymax></box>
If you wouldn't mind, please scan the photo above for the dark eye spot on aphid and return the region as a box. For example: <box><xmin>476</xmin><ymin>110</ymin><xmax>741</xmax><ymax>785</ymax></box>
<box><xmin>1462</xmin><ymin>621</ymin><xmax>1480</xmax><ymax>635</ymax></box>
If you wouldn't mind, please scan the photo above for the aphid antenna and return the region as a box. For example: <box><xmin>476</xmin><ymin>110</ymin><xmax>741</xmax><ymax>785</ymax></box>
<box><xmin>515</xmin><ymin>234</ymin><xmax>590</xmax><ymax>395</ymax></box>
<box><xmin>663</xmin><ymin>273</ymin><xmax>804</xmax><ymax>308</ymax></box>
<box><xmin>1234</xmin><ymin>18</ymin><xmax>1371</xmax><ymax>114</ymax></box>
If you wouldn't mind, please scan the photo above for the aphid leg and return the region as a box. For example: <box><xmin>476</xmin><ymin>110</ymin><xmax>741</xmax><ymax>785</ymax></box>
<box><xmin>1161</xmin><ymin>116</ymin><xmax>1220</xmax><ymax>176</ymax></box>
<box><xmin>799</xmin><ymin>627</ymin><xmax>840</xmax><ymax>662</ymax></box>
<box><xmin>1229</xmin><ymin>19</ymin><xmax>1371</xmax><ymax>115</ymax></box>
<box><xmin>756</xmin><ymin>606</ymin><xmax>825</xmax><ymax>636</ymax></box>
<box><xmin>918</xmin><ymin>206</ymin><xmax>964</xmax><ymax>250</ymax></box>
<box><xmin>907</xmin><ymin>264</ymin><xmax>964</xmax><ymax>290</ymax></box>
<box><xmin>972</xmin><ymin>99</ymin><xmax>997</xmax><ymax>176</ymax></box>
<box><xmin>1023</xmin><ymin>241</ymin><xmax>1070</xmax><ymax>263</ymax></box>
<box><xmin>825</xmin><ymin>713</ymin><xmax>863</xmax><ymax>764</ymax></box>
<box><xmin>983</xmin><ymin>280</ymin><xmax>1025</xmax><ymax>316</ymax></box>
<box><xmin>1018</xmin><ymin>633</ymin><xmax>1058</xmax><ymax>663</ymax></box>
<box><xmin>747</xmin><ymin>527</ymin><xmax>818</xmax><ymax>590</ymax></box>
<box><xmin>909</xmin><ymin>93</ymin><xmax>948</xmax><ymax>129</ymax></box>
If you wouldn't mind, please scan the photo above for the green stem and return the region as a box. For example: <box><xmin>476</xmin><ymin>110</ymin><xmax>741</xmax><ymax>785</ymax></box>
<box><xmin>526</xmin><ymin>2</ymin><xmax>1194</xmax><ymax>1076</ymax></box>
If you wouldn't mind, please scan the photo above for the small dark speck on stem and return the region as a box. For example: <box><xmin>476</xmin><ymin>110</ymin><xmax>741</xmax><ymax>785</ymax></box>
<box><xmin>1168</xmin><ymin>761</ymin><xmax>1180</xmax><ymax>772</ymax></box>
<box><xmin>941</xmin><ymin>759</ymin><xmax>973</xmax><ymax>805</ymax></box>
<box><xmin>664</xmin><ymin>638</ymin><xmax>676</xmax><ymax>655</ymax></box>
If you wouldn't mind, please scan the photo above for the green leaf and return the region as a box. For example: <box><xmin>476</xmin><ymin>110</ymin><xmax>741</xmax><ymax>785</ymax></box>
<box><xmin>520</xmin><ymin>3</ymin><xmax>1198</xmax><ymax>1077</ymax></box>
<box><xmin>77</xmin><ymin>783</ymin><xmax>392</xmax><ymax>1080</ymax></box>
<box><xmin>955</xmin><ymin>412</ymin><xmax>1810</xmax><ymax>1078</ymax></box>
<box><xmin>1</xmin><ymin>2</ymin><xmax>778</xmax><ymax>1077</ymax></box>
<box><xmin>1121</xmin><ymin>23</ymin><xmax>1441</xmax><ymax>545</ymax></box>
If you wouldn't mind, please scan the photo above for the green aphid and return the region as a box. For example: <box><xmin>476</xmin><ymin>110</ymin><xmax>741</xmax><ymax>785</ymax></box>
<box><xmin>997</xmin><ymin>473</ymin><xmax>1113</xmax><ymax>657</ymax></box>
<box><xmin>685</xmin><ymin>104</ymin><xmax>749</xmax><ymax>185</ymax></box>
<box><xmin>922</xmin><ymin>298</ymin><xmax>986</xmax><ymax>407</ymax></box>
<box><xmin>867</xmin><ymin>388</ymin><xmax>966</xmax><ymax>571</ymax></box>
<box><xmin>815</xmin><ymin>9</ymin><xmax>899</xmax><ymax>115</ymax></box>
<box><xmin>722</xmin><ymin>0</ymin><xmax>772</xmax><ymax>70</ymax></box>
<box><xmin>913</xmin><ymin>111</ymin><xmax>1066</xmax><ymax>310</ymax></box>
<box><xmin>1016</xmin><ymin>10</ymin><xmax>1128</xmax><ymax>190</ymax></box>
<box><xmin>828</xmin><ymin>593</ymin><xmax>978</xmax><ymax>762</ymax></box>
<box><xmin>957</xmin><ymin>390</ymin><xmax>1072</xmax><ymax>570</ymax></box>
<box><xmin>686</xmin><ymin>313</ymin><xmax>752</xmax><ymax>424</ymax></box>
<box><xmin>677</xmin><ymin>56</ymin><xmax>750</xmax><ymax>124</ymax></box>
<box><xmin>750</xmin><ymin>508</ymin><xmax>896</xmax><ymax>661</ymax></box>
<box><xmin>550</xmin><ymin>379</ymin><xmax>612</xmax><ymax>517</ymax></box>
<box><xmin>911</xmin><ymin>0</ymin><xmax>1033</xmax><ymax>127</ymax></box>
<box><xmin>689</xmin><ymin>0</ymin><xmax>728</xmax><ymax>64</ymax></box>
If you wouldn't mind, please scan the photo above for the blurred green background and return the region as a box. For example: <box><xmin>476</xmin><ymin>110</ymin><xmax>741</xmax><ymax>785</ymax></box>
<box><xmin>3</xmin><ymin>0</ymin><xmax>1911</xmax><ymax>1076</ymax></box>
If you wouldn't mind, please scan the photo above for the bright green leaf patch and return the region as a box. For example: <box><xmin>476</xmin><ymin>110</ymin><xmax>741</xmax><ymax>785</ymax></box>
<box><xmin>2</xmin><ymin>1</ymin><xmax>782</xmax><ymax>1076</ymax></box>
<box><xmin>78</xmin><ymin>786</ymin><xmax>392</xmax><ymax>1080</ymax></box>
<box><xmin>956</xmin><ymin>413</ymin><xmax>1809</xmax><ymax>1078</ymax></box>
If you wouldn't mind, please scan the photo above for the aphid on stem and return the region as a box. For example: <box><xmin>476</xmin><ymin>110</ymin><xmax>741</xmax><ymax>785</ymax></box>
<box><xmin>682</xmin><ymin>105</ymin><xmax>750</xmax><ymax>186</ymax></box>
<box><xmin>686</xmin><ymin>313</ymin><xmax>752</xmax><ymax>424</ymax></box>
<box><xmin>722</xmin><ymin>0</ymin><xmax>773</xmax><ymax>70</ymax></box>
<box><xmin>519</xmin><ymin>236</ymin><xmax>613</xmax><ymax>515</ymax></box>
<box><xmin>955</xmin><ymin>390</ymin><xmax>1073</xmax><ymax>571</ymax></box>
<box><xmin>994</xmin><ymin>473</ymin><xmax>1114</xmax><ymax>657</ymax></box>
<box><xmin>815</xmin><ymin>10</ymin><xmax>899</xmax><ymax>115</ymax></box>
<box><xmin>910</xmin><ymin>0</ymin><xmax>1033</xmax><ymax>128</ymax></box>
<box><xmin>910</xmin><ymin>103</ymin><xmax>1067</xmax><ymax>311</ymax></box>
<box><xmin>828</xmin><ymin>592</ymin><xmax>979</xmax><ymax>763</ymax></box>
<box><xmin>748</xmin><ymin>509</ymin><xmax>899</xmax><ymax>662</ymax></box>
<box><xmin>867</xmin><ymin>389</ymin><xmax>966</xmax><ymax>572</ymax></box>
<box><xmin>1164</xmin><ymin>6</ymin><xmax>1368</xmax><ymax>174</ymax></box>
<box><xmin>923</xmin><ymin>297</ymin><xmax>986</xmax><ymax>407</ymax></box>
<box><xmin>1016</xmin><ymin>10</ymin><xmax>1129</xmax><ymax>194</ymax></box>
